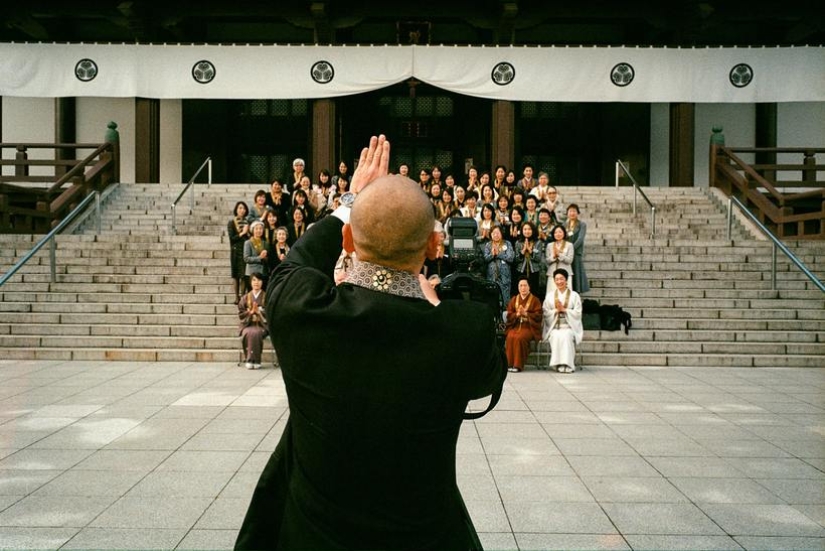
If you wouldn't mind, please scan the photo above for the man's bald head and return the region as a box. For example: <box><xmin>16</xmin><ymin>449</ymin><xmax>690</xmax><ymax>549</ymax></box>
<box><xmin>350</xmin><ymin>175</ymin><xmax>435</xmax><ymax>270</ymax></box>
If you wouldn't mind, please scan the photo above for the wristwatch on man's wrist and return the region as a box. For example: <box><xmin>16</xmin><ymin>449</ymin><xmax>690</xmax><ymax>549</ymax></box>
<box><xmin>340</xmin><ymin>191</ymin><xmax>357</xmax><ymax>208</ymax></box>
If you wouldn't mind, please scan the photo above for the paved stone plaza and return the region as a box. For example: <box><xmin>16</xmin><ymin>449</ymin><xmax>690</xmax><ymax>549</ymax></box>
<box><xmin>0</xmin><ymin>360</ymin><xmax>823</xmax><ymax>550</ymax></box>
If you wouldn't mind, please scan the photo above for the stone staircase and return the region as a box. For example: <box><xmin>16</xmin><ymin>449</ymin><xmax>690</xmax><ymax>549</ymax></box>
<box><xmin>0</xmin><ymin>183</ymin><xmax>823</xmax><ymax>367</ymax></box>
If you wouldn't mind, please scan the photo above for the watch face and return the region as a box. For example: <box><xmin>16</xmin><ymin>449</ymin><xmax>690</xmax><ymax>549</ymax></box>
<box><xmin>341</xmin><ymin>192</ymin><xmax>356</xmax><ymax>207</ymax></box>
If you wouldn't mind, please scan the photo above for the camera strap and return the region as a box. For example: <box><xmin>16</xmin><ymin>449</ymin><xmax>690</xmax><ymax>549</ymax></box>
<box><xmin>462</xmin><ymin>386</ymin><xmax>503</xmax><ymax>420</ymax></box>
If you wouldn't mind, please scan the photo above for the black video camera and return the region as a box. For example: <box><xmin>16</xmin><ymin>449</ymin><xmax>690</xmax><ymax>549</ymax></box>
<box><xmin>437</xmin><ymin>217</ymin><xmax>503</xmax><ymax>326</ymax></box>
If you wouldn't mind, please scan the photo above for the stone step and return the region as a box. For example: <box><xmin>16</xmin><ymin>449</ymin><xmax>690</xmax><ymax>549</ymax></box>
<box><xmin>0</xmin><ymin>347</ymin><xmax>277</xmax><ymax>363</ymax></box>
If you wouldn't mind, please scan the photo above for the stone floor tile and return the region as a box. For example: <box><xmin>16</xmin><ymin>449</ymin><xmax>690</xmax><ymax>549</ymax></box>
<box><xmin>72</xmin><ymin>449</ymin><xmax>171</xmax><ymax>471</ymax></box>
<box><xmin>602</xmin><ymin>503</ymin><xmax>725</xmax><ymax>535</ymax></box>
<box><xmin>199</xmin><ymin>418</ymin><xmax>277</xmax><ymax>435</ymax></box>
<box><xmin>28</xmin><ymin>418</ymin><xmax>143</xmax><ymax>450</ymax></box>
<box><xmin>730</xmin><ymin>457</ymin><xmax>825</xmax><ymax>479</ymax></box>
<box><xmin>180</xmin><ymin>432</ymin><xmax>265</xmax><ymax>452</ymax></box>
<box><xmin>176</xmin><ymin>528</ymin><xmax>238</xmax><ymax>550</ymax></box>
<box><xmin>0</xmin><ymin>449</ymin><xmax>93</xmax><ymax>470</ymax></box>
<box><xmin>456</xmin><ymin>452</ymin><xmax>492</xmax><ymax>475</ymax></box>
<box><xmin>503</xmin><ymin>502</ymin><xmax>617</xmax><ymax>534</ymax></box>
<box><xmin>487</xmin><ymin>454</ymin><xmax>575</xmax><ymax>477</ymax></box>
<box><xmin>771</xmin><ymin>439</ymin><xmax>825</xmax><ymax>458</ymax></box>
<box><xmin>701</xmin><ymin>504</ymin><xmax>825</xmax><ymax>537</ymax></box>
<box><xmin>623</xmin><ymin>437</ymin><xmax>715</xmax><ymax>457</ymax></box>
<box><xmin>553</xmin><ymin>437</ymin><xmax>638</xmax><ymax>456</ymax></box>
<box><xmin>0</xmin><ymin>470</ymin><xmax>63</xmax><ymax>496</ymax></box>
<box><xmin>216</xmin><ymin>406</ymin><xmax>286</xmax><ymax>420</ymax></box>
<box><xmin>533</xmin><ymin>410</ymin><xmax>604</xmax><ymax>424</ymax></box>
<box><xmin>0</xmin><ymin>429</ymin><xmax>56</xmax><ymax>449</ymax></box>
<box><xmin>0</xmin><ymin>495</ymin><xmax>22</xmax><ymax>511</ymax></box>
<box><xmin>526</xmin><ymin>400</ymin><xmax>590</xmax><ymax>412</ymax></box>
<box><xmin>457</xmin><ymin>473</ymin><xmax>500</xmax><ymax>502</ymax></box>
<box><xmin>478</xmin><ymin>435</ymin><xmax>560</xmax><ymax>455</ymax></box>
<box><xmin>0</xmin><ymin>495</ymin><xmax>117</xmax><ymax>527</ymax></box>
<box><xmin>656</xmin><ymin>413</ymin><xmax>731</xmax><ymax>425</ymax></box>
<box><xmin>465</xmin><ymin>499</ymin><xmax>511</xmax><ymax>532</ymax></box>
<box><xmin>582</xmin><ymin>476</ymin><xmax>689</xmax><ymax>503</ymax></box>
<box><xmin>476</xmin><ymin>422</ymin><xmax>548</xmax><ymax>439</ymax></box>
<box><xmin>670</xmin><ymin>477</ymin><xmax>786</xmax><ymax>504</ymax></box>
<box><xmin>477</xmin><ymin>531</ymin><xmax>518</xmax><ymax>551</ymax></box>
<box><xmin>646</xmin><ymin>456</ymin><xmax>746</xmax><ymax>478</ymax></box>
<box><xmin>104</xmin><ymin>418</ymin><xmax>210</xmax><ymax>450</ymax></box>
<box><xmin>90</xmin><ymin>496</ymin><xmax>213</xmax><ymax>529</ymax></box>
<box><xmin>238</xmin><ymin>451</ymin><xmax>270</xmax><ymax>473</ymax></box>
<box><xmin>150</xmin><ymin>405</ymin><xmax>224</xmax><ymax>419</ymax></box>
<box><xmin>497</xmin><ymin>475</ymin><xmax>595</xmax><ymax>503</ymax></box>
<box><xmin>61</xmin><ymin>527</ymin><xmax>187</xmax><ymax>550</ymax></box>
<box><xmin>515</xmin><ymin>532</ymin><xmax>630</xmax><ymax>550</ymax></box>
<box><xmin>695</xmin><ymin>439</ymin><xmax>792</xmax><ymax>458</ymax></box>
<box><xmin>29</xmin><ymin>405</ymin><xmax>103</xmax><ymax>418</ymax></box>
<box><xmin>475</xmin><ymin>409</ymin><xmax>538</xmax><ymax>424</ymax></box>
<box><xmin>623</xmin><ymin>534</ymin><xmax>743</xmax><ymax>550</ymax></box>
<box><xmin>733</xmin><ymin>536</ymin><xmax>825</xmax><ymax>550</ymax></box>
<box><xmin>795</xmin><ymin>505</ymin><xmax>825</xmax><ymax>528</ymax></box>
<box><xmin>125</xmin><ymin>470</ymin><xmax>234</xmax><ymax>498</ymax></box>
<box><xmin>157</xmin><ymin>450</ymin><xmax>251</xmax><ymax>472</ymax></box>
<box><xmin>567</xmin><ymin>456</ymin><xmax>661</xmax><ymax>477</ymax></box>
<box><xmin>32</xmin><ymin>469</ymin><xmax>146</xmax><ymax>497</ymax></box>
<box><xmin>193</xmin><ymin>497</ymin><xmax>249</xmax><ymax>530</ymax></box>
<box><xmin>218</xmin><ymin>471</ymin><xmax>261</xmax><ymax>499</ymax></box>
<box><xmin>610</xmin><ymin>424</ymin><xmax>687</xmax><ymax>439</ymax></box>
<box><xmin>752</xmin><ymin>478</ymin><xmax>825</xmax><ymax>505</ymax></box>
<box><xmin>87</xmin><ymin>404</ymin><xmax>163</xmax><ymax>419</ymax></box>
<box><xmin>0</xmin><ymin>527</ymin><xmax>79</xmax><ymax>550</ymax></box>
<box><xmin>541</xmin><ymin>423</ymin><xmax>617</xmax><ymax>439</ymax></box>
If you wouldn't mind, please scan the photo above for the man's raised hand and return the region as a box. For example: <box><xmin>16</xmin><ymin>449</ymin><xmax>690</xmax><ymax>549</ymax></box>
<box><xmin>349</xmin><ymin>135</ymin><xmax>390</xmax><ymax>194</ymax></box>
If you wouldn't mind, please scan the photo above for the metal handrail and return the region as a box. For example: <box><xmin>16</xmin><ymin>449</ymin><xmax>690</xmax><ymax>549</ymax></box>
<box><xmin>726</xmin><ymin>195</ymin><xmax>825</xmax><ymax>293</ymax></box>
<box><xmin>0</xmin><ymin>191</ymin><xmax>100</xmax><ymax>287</ymax></box>
<box><xmin>171</xmin><ymin>156</ymin><xmax>212</xmax><ymax>235</ymax></box>
<box><xmin>615</xmin><ymin>160</ymin><xmax>656</xmax><ymax>238</ymax></box>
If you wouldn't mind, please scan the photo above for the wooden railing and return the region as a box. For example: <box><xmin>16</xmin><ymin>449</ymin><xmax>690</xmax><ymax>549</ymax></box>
<box><xmin>0</xmin><ymin>142</ymin><xmax>119</xmax><ymax>233</ymax></box>
<box><xmin>710</xmin><ymin>145</ymin><xmax>825</xmax><ymax>240</ymax></box>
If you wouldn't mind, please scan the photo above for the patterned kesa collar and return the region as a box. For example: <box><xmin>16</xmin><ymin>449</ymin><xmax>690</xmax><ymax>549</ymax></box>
<box><xmin>344</xmin><ymin>259</ymin><xmax>426</xmax><ymax>300</ymax></box>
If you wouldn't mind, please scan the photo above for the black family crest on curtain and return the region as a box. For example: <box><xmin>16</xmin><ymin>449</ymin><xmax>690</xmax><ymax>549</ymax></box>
<box><xmin>729</xmin><ymin>63</ymin><xmax>753</xmax><ymax>87</ymax></box>
<box><xmin>491</xmin><ymin>62</ymin><xmax>515</xmax><ymax>85</ymax></box>
<box><xmin>610</xmin><ymin>62</ymin><xmax>635</xmax><ymax>86</ymax></box>
<box><xmin>74</xmin><ymin>59</ymin><xmax>98</xmax><ymax>82</ymax></box>
<box><xmin>192</xmin><ymin>60</ymin><xmax>216</xmax><ymax>84</ymax></box>
<box><xmin>311</xmin><ymin>61</ymin><xmax>334</xmax><ymax>84</ymax></box>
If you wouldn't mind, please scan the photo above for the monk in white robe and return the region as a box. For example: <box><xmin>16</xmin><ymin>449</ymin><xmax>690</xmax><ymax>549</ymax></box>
<box><xmin>543</xmin><ymin>268</ymin><xmax>583</xmax><ymax>373</ymax></box>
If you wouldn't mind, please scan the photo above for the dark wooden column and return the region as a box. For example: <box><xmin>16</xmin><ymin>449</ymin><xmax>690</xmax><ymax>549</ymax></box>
<box><xmin>755</xmin><ymin>103</ymin><xmax>777</xmax><ymax>181</ymax></box>
<box><xmin>312</xmin><ymin>99</ymin><xmax>335</xmax><ymax>175</ymax></box>
<box><xmin>491</xmin><ymin>100</ymin><xmax>514</xmax><ymax>169</ymax></box>
<box><xmin>669</xmin><ymin>103</ymin><xmax>695</xmax><ymax>187</ymax></box>
<box><xmin>54</xmin><ymin>97</ymin><xmax>76</xmax><ymax>179</ymax></box>
<box><xmin>135</xmin><ymin>97</ymin><xmax>160</xmax><ymax>183</ymax></box>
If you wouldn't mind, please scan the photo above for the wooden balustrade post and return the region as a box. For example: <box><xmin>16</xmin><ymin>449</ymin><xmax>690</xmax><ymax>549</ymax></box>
<box><xmin>35</xmin><ymin>200</ymin><xmax>49</xmax><ymax>233</ymax></box>
<box><xmin>15</xmin><ymin>146</ymin><xmax>29</xmax><ymax>178</ymax></box>
<box><xmin>803</xmin><ymin>150</ymin><xmax>816</xmax><ymax>186</ymax></box>
<box><xmin>0</xmin><ymin>194</ymin><xmax>9</xmax><ymax>232</ymax></box>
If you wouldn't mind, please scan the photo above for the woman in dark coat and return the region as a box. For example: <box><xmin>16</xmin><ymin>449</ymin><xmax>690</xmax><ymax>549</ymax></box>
<box><xmin>228</xmin><ymin>201</ymin><xmax>251</xmax><ymax>302</ymax></box>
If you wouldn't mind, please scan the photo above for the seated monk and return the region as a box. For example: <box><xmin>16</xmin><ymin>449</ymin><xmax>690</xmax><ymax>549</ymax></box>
<box><xmin>504</xmin><ymin>277</ymin><xmax>543</xmax><ymax>373</ymax></box>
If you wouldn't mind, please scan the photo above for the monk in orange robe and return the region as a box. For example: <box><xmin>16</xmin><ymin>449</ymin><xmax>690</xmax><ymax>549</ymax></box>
<box><xmin>504</xmin><ymin>278</ymin><xmax>543</xmax><ymax>372</ymax></box>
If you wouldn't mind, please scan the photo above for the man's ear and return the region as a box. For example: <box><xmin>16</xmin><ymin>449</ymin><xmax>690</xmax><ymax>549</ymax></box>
<box><xmin>342</xmin><ymin>223</ymin><xmax>355</xmax><ymax>254</ymax></box>
<box><xmin>424</xmin><ymin>231</ymin><xmax>440</xmax><ymax>261</ymax></box>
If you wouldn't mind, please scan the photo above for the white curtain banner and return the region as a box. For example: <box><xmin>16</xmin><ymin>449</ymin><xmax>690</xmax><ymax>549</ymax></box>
<box><xmin>0</xmin><ymin>43</ymin><xmax>822</xmax><ymax>102</ymax></box>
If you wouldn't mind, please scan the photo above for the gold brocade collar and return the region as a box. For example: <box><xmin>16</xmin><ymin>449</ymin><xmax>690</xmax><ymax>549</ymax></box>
<box><xmin>344</xmin><ymin>259</ymin><xmax>426</xmax><ymax>300</ymax></box>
